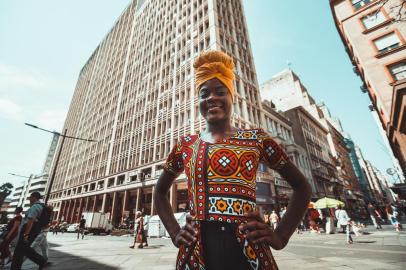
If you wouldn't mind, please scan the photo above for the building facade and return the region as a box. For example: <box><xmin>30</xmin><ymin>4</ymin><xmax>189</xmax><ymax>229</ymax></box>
<box><xmin>260</xmin><ymin>100</ymin><xmax>315</xmax><ymax>210</ymax></box>
<box><xmin>48</xmin><ymin>0</ymin><xmax>270</xmax><ymax>225</ymax></box>
<box><xmin>330</xmin><ymin>0</ymin><xmax>406</xmax><ymax>178</ymax></box>
<box><xmin>261</xmin><ymin>70</ymin><xmax>344</xmax><ymax>199</ymax></box>
<box><xmin>7</xmin><ymin>174</ymin><xmax>48</xmax><ymax>215</ymax></box>
<box><xmin>344</xmin><ymin>136</ymin><xmax>374</xmax><ymax>201</ymax></box>
<box><xmin>283</xmin><ymin>107</ymin><xmax>335</xmax><ymax>199</ymax></box>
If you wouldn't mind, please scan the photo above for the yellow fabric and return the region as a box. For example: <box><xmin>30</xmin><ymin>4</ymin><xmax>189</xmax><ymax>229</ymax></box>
<box><xmin>193</xmin><ymin>50</ymin><xmax>235</xmax><ymax>100</ymax></box>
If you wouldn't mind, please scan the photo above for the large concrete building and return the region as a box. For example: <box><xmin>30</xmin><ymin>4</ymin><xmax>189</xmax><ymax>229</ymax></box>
<box><xmin>329</xmin><ymin>0</ymin><xmax>406</xmax><ymax>178</ymax></box>
<box><xmin>48</xmin><ymin>0</ymin><xmax>277</xmax><ymax>225</ymax></box>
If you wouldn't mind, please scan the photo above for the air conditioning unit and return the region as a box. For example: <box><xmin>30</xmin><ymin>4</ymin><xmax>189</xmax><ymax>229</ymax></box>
<box><xmin>360</xmin><ymin>84</ymin><xmax>368</xmax><ymax>93</ymax></box>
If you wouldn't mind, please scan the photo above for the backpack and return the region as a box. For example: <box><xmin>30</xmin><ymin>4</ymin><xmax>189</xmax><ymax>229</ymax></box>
<box><xmin>37</xmin><ymin>203</ymin><xmax>53</xmax><ymax>228</ymax></box>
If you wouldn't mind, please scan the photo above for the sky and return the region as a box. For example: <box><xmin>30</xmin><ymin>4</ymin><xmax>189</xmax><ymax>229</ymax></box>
<box><xmin>0</xmin><ymin>0</ymin><xmax>399</xmax><ymax>188</ymax></box>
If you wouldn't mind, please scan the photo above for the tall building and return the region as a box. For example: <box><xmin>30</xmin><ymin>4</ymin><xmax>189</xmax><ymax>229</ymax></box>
<box><xmin>283</xmin><ymin>107</ymin><xmax>335</xmax><ymax>198</ymax></box>
<box><xmin>317</xmin><ymin>103</ymin><xmax>363</xmax><ymax>204</ymax></box>
<box><xmin>48</xmin><ymin>0</ymin><xmax>267</xmax><ymax>225</ymax></box>
<box><xmin>354</xmin><ymin>145</ymin><xmax>387</xmax><ymax>203</ymax></box>
<box><xmin>260</xmin><ymin>100</ymin><xmax>315</xmax><ymax>209</ymax></box>
<box><xmin>344</xmin><ymin>136</ymin><xmax>374</xmax><ymax>201</ymax></box>
<box><xmin>329</xmin><ymin>0</ymin><xmax>406</xmax><ymax>177</ymax></box>
<box><xmin>261</xmin><ymin>70</ymin><xmax>347</xmax><ymax>199</ymax></box>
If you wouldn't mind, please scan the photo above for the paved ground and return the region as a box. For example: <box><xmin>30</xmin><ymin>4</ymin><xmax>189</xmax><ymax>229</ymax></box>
<box><xmin>14</xmin><ymin>224</ymin><xmax>406</xmax><ymax>270</ymax></box>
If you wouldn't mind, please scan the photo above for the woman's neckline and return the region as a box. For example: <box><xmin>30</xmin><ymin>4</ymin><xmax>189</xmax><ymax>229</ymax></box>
<box><xmin>197</xmin><ymin>127</ymin><xmax>242</xmax><ymax>144</ymax></box>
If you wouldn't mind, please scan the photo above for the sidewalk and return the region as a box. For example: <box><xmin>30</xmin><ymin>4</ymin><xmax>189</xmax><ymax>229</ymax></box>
<box><xmin>16</xmin><ymin>225</ymin><xmax>406</xmax><ymax>270</ymax></box>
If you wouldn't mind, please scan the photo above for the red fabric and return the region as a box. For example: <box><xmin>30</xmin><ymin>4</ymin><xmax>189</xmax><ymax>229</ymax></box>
<box><xmin>164</xmin><ymin>129</ymin><xmax>289</xmax><ymax>270</ymax></box>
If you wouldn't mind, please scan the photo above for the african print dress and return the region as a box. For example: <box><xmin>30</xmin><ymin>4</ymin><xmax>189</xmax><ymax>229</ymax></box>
<box><xmin>164</xmin><ymin>129</ymin><xmax>289</xmax><ymax>270</ymax></box>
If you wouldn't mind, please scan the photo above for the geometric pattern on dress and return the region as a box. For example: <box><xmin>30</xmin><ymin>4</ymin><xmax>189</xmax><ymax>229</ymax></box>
<box><xmin>208</xmin><ymin>196</ymin><xmax>256</xmax><ymax>218</ymax></box>
<box><xmin>243</xmin><ymin>239</ymin><xmax>259</xmax><ymax>270</ymax></box>
<box><xmin>168</xmin><ymin>129</ymin><xmax>287</xmax><ymax>270</ymax></box>
<box><xmin>206</xmin><ymin>144</ymin><xmax>260</xmax><ymax>190</ymax></box>
<box><xmin>235</xmin><ymin>129</ymin><xmax>259</xmax><ymax>140</ymax></box>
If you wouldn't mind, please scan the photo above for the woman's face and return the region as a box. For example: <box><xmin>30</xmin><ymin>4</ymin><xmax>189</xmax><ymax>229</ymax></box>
<box><xmin>198</xmin><ymin>78</ymin><xmax>233</xmax><ymax>124</ymax></box>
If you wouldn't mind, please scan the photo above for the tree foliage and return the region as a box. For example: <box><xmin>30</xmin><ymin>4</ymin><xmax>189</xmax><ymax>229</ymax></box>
<box><xmin>0</xmin><ymin>182</ymin><xmax>14</xmax><ymax>209</ymax></box>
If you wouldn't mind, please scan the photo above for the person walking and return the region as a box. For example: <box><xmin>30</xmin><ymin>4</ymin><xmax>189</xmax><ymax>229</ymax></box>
<box><xmin>367</xmin><ymin>203</ymin><xmax>382</xmax><ymax>229</ymax></box>
<box><xmin>0</xmin><ymin>207</ymin><xmax>23</xmax><ymax>266</ymax></box>
<box><xmin>270</xmin><ymin>210</ymin><xmax>280</xmax><ymax>230</ymax></box>
<box><xmin>335</xmin><ymin>205</ymin><xmax>353</xmax><ymax>244</ymax></box>
<box><xmin>154</xmin><ymin>50</ymin><xmax>312</xmax><ymax>270</ymax></box>
<box><xmin>10</xmin><ymin>192</ymin><xmax>47</xmax><ymax>270</ymax></box>
<box><xmin>386</xmin><ymin>204</ymin><xmax>401</xmax><ymax>232</ymax></box>
<box><xmin>129</xmin><ymin>211</ymin><xmax>148</xmax><ymax>249</ymax></box>
<box><xmin>78</xmin><ymin>215</ymin><xmax>86</xmax><ymax>240</ymax></box>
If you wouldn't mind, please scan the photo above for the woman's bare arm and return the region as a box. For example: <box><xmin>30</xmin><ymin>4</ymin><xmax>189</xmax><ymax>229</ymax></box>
<box><xmin>240</xmin><ymin>161</ymin><xmax>311</xmax><ymax>250</ymax></box>
<box><xmin>273</xmin><ymin>161</ymin><xmax>312</xmax><ymax>246</ymax></box>
<box><xmin>154</xmin><ymin>170</ymin><xmax>196</xmax><ymax>247</ymax></box>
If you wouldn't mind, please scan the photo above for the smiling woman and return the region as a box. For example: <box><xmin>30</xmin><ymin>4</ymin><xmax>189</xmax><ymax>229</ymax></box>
<box><xmin>154</xmin><ymin>50</ymin><xmax>312</xmax><ymax>270</ymax></box>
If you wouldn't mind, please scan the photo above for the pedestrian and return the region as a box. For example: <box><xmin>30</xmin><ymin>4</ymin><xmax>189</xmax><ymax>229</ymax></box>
<box><xmin>308</xmin><ymin>208</ymin><xmax>321</xmax><ymax>233</ymax></box>
<box><xmin>270</xmin><ymin>210</ymin><xmax>279</xmax><ymax>230</ymax></box>
<box><xmin>52</xmin><ymin>222</ymin><xmax>59</xmax><ymax>235</ymax></box>
<box><xmin>10</xmin><ymin>192</ymin><xmax>47</xmax><ymax>270</ymax></box>
<box><xmin>0</xmin><ymin>207</ymin><xmax>23</xmax><ymax>266</ymax></box>
<box><xmin>78</xmin><ymin>215</ymin><xmax>86</xmax><ymax>240</ymax></box>
<box><xmin>129</xmin><ymin>211</ymin><xmax>148</xmax><ymax>249</ymax></box>
<box><xmin>386</xmin><ymin>204</ymin><xmax>401</xmax><ymax>232</ymax></box>
<box><xmin>263</xmin><ymin>211</ymin><xmax>270</xmax><ymax>226</ymax></box>
<box><xmin>27</xmin><ymin>224</ymin><xmax>50</xmax><ymax>267</ymax></box>
<box><xmin>367</xmin><ymin>203</ymin><xmax>382</xmax><ymax>229</ymax></box>
<box><xmin>154</xmin><ymin>50</ymin><xmax>312</xmax><ymax>270</ymax></box>
<box><xmin>335</xmin><ymin>205</ymin><xmax>353</xmax><ymax>244</ymax></box>
<box><xmin>279</xmin><ymin>206</ymin><xmax>287</xmax><ymax>219</ymax></box>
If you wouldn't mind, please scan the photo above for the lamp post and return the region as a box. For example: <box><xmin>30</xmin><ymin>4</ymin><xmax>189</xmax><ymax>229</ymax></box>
<box><xmin>25</xmin><ymin>123</ymin><xmax>96</xmax><ymax>204</ymax></box>
<box><xmin>8</xmin><ymin>173</ymin><xmax>30</xmax><ymax>179</ymax></box>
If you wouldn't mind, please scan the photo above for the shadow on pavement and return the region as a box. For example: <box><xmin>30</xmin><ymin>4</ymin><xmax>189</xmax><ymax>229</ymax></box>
<box><xmin>354</xmin><ymin>240</ymin><xmax>377</xmax><ymax>244</ymax></box>
<box><xmin>22</xmin><ymin>249</ymin><xmax>119</xmax><ymax>270</ymax></box>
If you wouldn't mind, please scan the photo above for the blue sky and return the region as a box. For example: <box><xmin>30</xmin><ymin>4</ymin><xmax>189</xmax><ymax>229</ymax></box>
<box><xmin>0</xmin><ymin>0</ymin><xmax>397</xmax><ymax>187</ymax></box>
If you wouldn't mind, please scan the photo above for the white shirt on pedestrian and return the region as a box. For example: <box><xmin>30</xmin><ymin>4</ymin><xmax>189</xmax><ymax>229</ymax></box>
<box><xmin>335</xmin><ymin>209</ymin><xmax>350</xmax><ymax>226</ymax></box>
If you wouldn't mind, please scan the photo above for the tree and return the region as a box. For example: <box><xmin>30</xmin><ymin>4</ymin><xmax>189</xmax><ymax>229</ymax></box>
<box><xmin>0</xmin><ymin>182</ymin><xmax>13</xmax><ymax>209</ymax></box>
<box><xmin>377</xmin><ymin>0</ymin><xmax>406</xmax><ymax>22</ymax></box>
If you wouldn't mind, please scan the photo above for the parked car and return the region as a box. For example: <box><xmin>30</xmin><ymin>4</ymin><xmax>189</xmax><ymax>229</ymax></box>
<box><xmin>67</xmin><ymin>223</ymin><xmax>79</xmax><ymax>233</ymax></box>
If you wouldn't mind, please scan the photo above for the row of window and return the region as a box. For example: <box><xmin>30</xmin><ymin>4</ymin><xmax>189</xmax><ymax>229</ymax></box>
<box><xmin>355</xmin><ymin>1</ymin><xmax>406</xmax><ymax>81</ymax></box>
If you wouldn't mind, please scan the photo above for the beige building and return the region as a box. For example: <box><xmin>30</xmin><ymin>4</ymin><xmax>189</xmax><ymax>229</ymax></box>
<box><xmin>260</xmin><ymin>100</ymin><xmax>315</xmax><ymax>208</ymax></box>
<box><xmin>48</xmin><ymin>0</ymin><xmax>269</xmax><ymax>225</ymax></box>
<box><xmin>330</xmin><ymin>0</ymin><xmax>406</xmax><ymax>178</ymax></box>
<box><xmin>261</xmin><ymin>70</ymin><xmax>341</xmax><ymax>198</ymax></box>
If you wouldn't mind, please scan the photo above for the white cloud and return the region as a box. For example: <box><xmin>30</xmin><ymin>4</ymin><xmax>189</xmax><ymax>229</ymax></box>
<box><xmin>0</xmin><ymin>63</ymin><xmax>45</xmax><ymax>91</ymax></box>
<box><xmin>34</xmin><ymin>110</ymin><xmax>67</xmax><ymax>131</ymax></box>
<box><xmin>0</xmin><ymin>98</ymin><xmax>24</xmax><ymax>121</ymax></box>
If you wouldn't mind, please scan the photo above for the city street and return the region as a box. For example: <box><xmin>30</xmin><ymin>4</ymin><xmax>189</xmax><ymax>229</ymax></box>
<box><xmin>18</xmin><ymin>224</ymin><xmax>406</xmax><ymax>270</ymax></box>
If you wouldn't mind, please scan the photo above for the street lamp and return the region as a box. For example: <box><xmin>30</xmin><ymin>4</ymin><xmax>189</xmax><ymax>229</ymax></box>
<box><xmin>8</xmin><ymin>173</ymin><xmax>30</xmax><ymax>179</ymax></box>
<box><xmin>25</xmin><ymin>123</ymin><xmax>96</xmax><ymax>204</ymax></box>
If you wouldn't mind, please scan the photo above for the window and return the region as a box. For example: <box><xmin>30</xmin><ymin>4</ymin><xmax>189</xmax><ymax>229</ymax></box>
<box><xmin>362</xmin><ymin>10</ymin><xmax>386</xmax><ymax>29</ymax></box>
<box><xmin>373</xmin><ymin>32</ymin><xmax>401</xmax><ymax>54</ymax></box>
<box><xmin>389</xmin><ymin>61</ymin><xmax>406</xmax><ymax>81</ymax></box>
<box><xmin>352</xmin><ymin>0</ymin><xmax>374</xmax><ymax>10</ymax></box>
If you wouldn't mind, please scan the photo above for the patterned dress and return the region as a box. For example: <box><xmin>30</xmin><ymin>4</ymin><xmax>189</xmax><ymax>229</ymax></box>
<box><xmin>164</xmin><ymin>129</ymin><xmax>289</xmax><ymax>270</ymax></box>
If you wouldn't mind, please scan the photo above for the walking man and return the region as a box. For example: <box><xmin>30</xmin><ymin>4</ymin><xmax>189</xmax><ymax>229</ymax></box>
<box><xmin>11</xmin><ymin>192</ymin><xmax>47</xmax><ymax>270</ymax></box>
<box><xmin>367</xmin><ymin>203</ymin><xmax>382</xmax><ymax>229</ymax></box>
<box><xmin>335</xmin><ymin>205</ymin><xmax>353</xmax><ymax>244</ymax></box>
<box><xmin>78</xmin><ymin>215</ymin><xmax>86</xmax><ymax>240</ymax></box>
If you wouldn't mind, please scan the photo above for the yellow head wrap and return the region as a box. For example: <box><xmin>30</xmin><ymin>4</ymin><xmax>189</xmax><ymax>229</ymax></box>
<box><xmin>193</xmin><ymin>50</ymin><xmax>235</xmax><ymax>100</ymax></box>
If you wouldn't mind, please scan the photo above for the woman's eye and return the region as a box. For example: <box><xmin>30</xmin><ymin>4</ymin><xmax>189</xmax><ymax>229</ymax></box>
<box><xmin>217</xmin><ymin>89</ymin><xmax>227</xmax><ymax>95</ymax></box>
